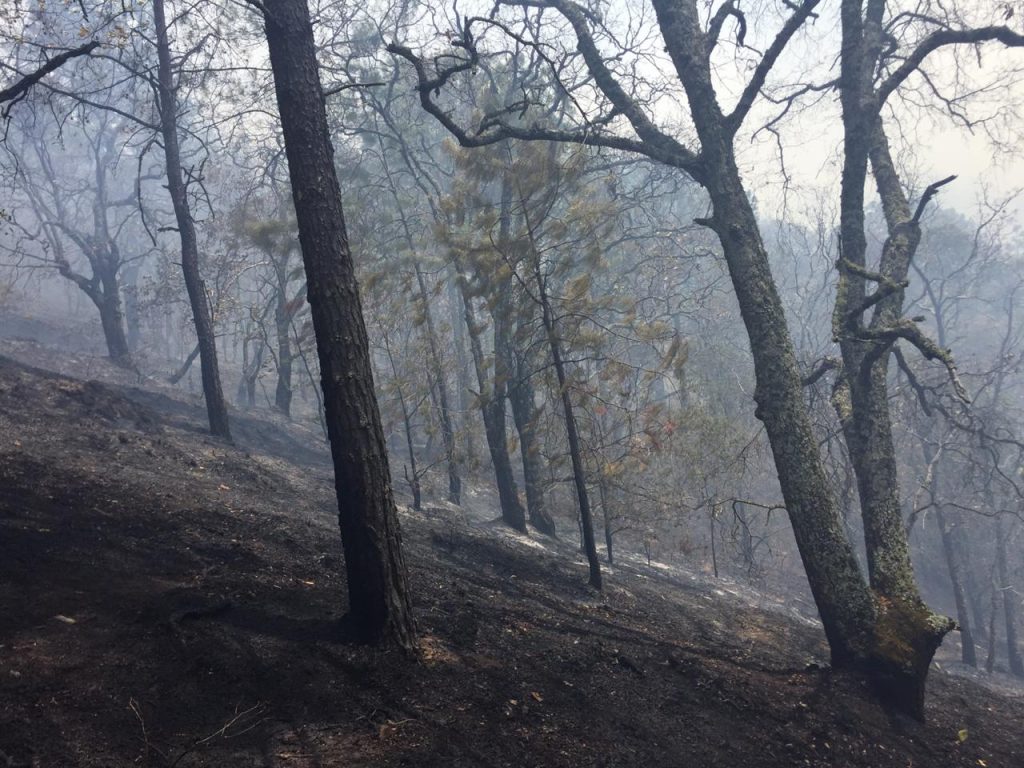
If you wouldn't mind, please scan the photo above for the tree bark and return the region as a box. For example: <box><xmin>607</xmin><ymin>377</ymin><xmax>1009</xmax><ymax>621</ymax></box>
<box><xmin>153</xmin><ymin>0</ymin><xmax>231</xmax><ymax>440</ymax></box>
<box><xmin>261</xmin><ymin>0</ymin><xmax>415</xmax><ymax>649</ymax></box>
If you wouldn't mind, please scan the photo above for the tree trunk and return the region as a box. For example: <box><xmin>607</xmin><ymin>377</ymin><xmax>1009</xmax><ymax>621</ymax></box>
<box><xmin>96</xmin><ymin>275</ymin><xmax>131</xmax><ymax>366</ymax></box>
<box><xmin>153</xmin><ymin>0</ymin><xmax>231</xmax><ymax>441</ymax></box>
<box><xmin>536</xmin><ymin>266</ymin><xmax>601</xmax><ymax>589</ymax></box>
<box><xmin>449</xmin><ymin>274</ymin><xmax>477</xmax><ymax>466</ymax></box>
<box><xmin>413</xmin><ymin>261</ymin><xmax>461</xmax><ymax>505</ymax></box>
<box><xmin>262</xmin><ymin>0</ymin><xmax>415</xmax><ymax>649</ymax></box>
<box><xmin>274</xmin><ymin>299</ymin><xmax>293</xmax><ymax>416</ymax></box>
<box><xmin>457</xmin><ymin>274</ymin><xmax>527</xmax><ymax>532</ymax></box>
<box><xmin>831</xmin><ymin>0</ymin><xmax>953</xmax><ymax>716</ymax></box>
<box><xmin>169</xmin><ymin>343</ymin><xmax>200</xmax><ymax>385</ymax></box>
<box><xmin>648</xmin><ymin>0</ymin><xmax>883</xmax><ymax>684</ymax></box>
<box><xmin>986</xmin><ymin>564</ymin><xmax>1000</xmax><ymax>674</ymax></box>
<box><xmin>122</xmin><ymin>264</ymin><xmax>142</xmax><ymax>353</ymax></box>
<box><xmin>598</xmin><ymin>477</ymin><xmax>613</xmax><ymax>565</ymax></box>
<box><xmin>507</xmin><ymin>364</ymin><xmax>556</xmax><ymax>537</ymax></box>
<box><xmin>935</xmin><ymin>506</ymin><xmax>977</xmax><ymax>666</ymax></box>
<box><xmin>996</xmin><ymin>516</ymin><xmax>1024</xmax><ymax>677</ymax></box>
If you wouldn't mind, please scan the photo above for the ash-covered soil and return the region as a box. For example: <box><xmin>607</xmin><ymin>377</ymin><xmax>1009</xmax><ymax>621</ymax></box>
<box><xmin>0</xmin><ymin>351</ymin><xmax>1021</xmax><ymax>767</ymax></box>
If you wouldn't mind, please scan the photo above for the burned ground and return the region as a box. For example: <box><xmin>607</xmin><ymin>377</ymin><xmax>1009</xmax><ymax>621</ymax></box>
<box><xmin>0</xmin><ymin>352</ymin><xmax>1021</xmax><ymax>767</ymax></box>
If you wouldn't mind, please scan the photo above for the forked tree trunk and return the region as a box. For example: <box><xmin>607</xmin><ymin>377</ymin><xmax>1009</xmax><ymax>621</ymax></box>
<box><xmin>261</xmin><ymin>0</ymin><xmax>415</xmax><ymax>649</ymax></box>
<box><xmin>507</xmin><ymin>364</ymin><xmax>556</xmax><ymax>537</ymax></box>
<box><xmin>458</xmin><ymin>280</ymin><xmax>527</xmax><ymax>532</ymax></box>
<box><xmin>648</xmin><ymin>0</ymin><xmax>877</xmax><ymax>670</ymax></box>
<box><xmin>153</xmin><ymin>0</ymin><xmax>231</xmax><ymax>441</ymax></box>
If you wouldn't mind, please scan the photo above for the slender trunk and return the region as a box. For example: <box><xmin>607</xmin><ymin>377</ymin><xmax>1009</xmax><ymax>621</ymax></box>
<box><xmin>123</xmin><ymin>265</ymin><xmax>142</xmax><ymax>352</ymax></box>
<box><xmin>153</xmin><ymin>0</ymin><xmax>231</xmax><ymax>441</ymax></box>
<box><xmin>413</xmin><ymin>262</ymin><xmax>460</xmax><ymax>504</ymax></box>
<box><xmin>709</xmin><ymin>503</ymin><xmax>719</xmax><ymax>579</ymax></box>
<box><xmin>986</xmin><ymin>565</ymin><xmax>1000</xmax><ymax>673</ymax></box>
<box><xmin>935</xmin><ymin>506</ymin><xmax>977</xmax><ymax>666</ymax></box>
<box><xmin>449</xmin><ymin>275</ymin><xmax>476</xmax><ymax>465</ymax></box>
<box><xmin>996</xmin><ymin>516</ymin><xmax>1024</xmax><ymax>677</ymax></box>
<box><xmin>598</xmin><ymin>476</ymin><xmax>613</xmax><ymax>564</ymax></box>
<box><xmin>537</xmin><ymin>269</ymin><xmax>601</xmax><ymax>589</ymax></box>
<box><xmin>399</xmin><ymin>396</ymin><xmax>421</xmax><ymax>512</ymax></box>
<box><xmin>168</xmin><ymin>343</ymin><xmax>200</xmax><ymax>385</ymax></box>
<box><xmin>262</xmin><ymin>0</ymin><xmax>415</xmax><ymax>649</ymax></box>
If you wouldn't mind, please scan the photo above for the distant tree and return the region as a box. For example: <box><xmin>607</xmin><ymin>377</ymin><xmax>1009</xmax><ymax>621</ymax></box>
<box><xmin>153</xmin><ymin>0</ymin><xmax>232</xmax><ymax>440</ymax></box>
<box><xmin>5</xmin><ymin>109</ymin><xmax>139</xmax><ymax>365</ymax></box>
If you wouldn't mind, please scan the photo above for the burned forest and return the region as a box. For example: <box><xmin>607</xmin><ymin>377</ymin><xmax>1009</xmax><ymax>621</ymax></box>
<box><xmin>2</xmin><ymin>0</ymin><xmax>1024</xmax><ymax>765</ymax></box>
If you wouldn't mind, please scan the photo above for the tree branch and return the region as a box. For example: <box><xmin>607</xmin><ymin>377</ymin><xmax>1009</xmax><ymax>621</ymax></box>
<box><xmin>725</xmin><ymin>0</ymin><xmax>822</xmax><ymax>135</ymax></box>
<box><xmin>860</xmin><ymin>319</ymin><xmax>971</xmax><ymax>403</ymax></box>
<box><xmin>876</xmin><ymin>26</ymin><xmax>1024</xmax><ymax>109</ymax></box>
<box><xmin>1</xmin><ymin>41</ymin><xmax>100</xmax><ymax>115</ymax></box>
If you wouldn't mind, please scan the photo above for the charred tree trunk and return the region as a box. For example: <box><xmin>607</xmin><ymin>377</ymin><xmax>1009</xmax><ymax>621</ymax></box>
<box><xmin>986</xmin><ymin>564</ymin><xmax>1000</xmax><ymax>674</ymax></box>
<box><xmin>154</xmin><ymin>0</ymin><xmax>231</xmax><ymax>441</ymax></box>
<box><xmin>261</xmin><ymin>0</ymin><xmax>415</xmax><ymax>649</ymax></box>
<box><xmin>169</xmin><ymin>343</ymin><xmax>201</xmax><ymax>385</ymax></box>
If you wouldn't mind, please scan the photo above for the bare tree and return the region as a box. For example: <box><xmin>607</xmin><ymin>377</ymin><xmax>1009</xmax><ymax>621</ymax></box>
<box><xmin>153</xmin><ymin>0</ymin><xmax>231</xmax><ymax>440</ymax></box>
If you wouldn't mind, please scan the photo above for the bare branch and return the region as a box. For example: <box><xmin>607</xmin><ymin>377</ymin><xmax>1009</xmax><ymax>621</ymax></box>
<box><xmin>860</xmin><ymin>319</ymin><xmax>971</xmax><ymax>403</ymax></box>
<box><xmin>876</xmin><ymin>26</ymin><xmax>1024</xmax><ymax>109</ymax></box>
<box><xmin>725</xmin><ymin>0</ymin><xmax>822</xmax><ymax>135</ymax></box>
<box><xmin>1</xmin><ymin>41</ymin><xmax>100</xmax><ymax>115</ymax></box>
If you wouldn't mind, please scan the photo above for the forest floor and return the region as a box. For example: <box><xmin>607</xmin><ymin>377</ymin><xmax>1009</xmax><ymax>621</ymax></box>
<box><xmin>1</xmin><ymin>342</ymin><xmax>1023</xmax><ymax>767</ymax></box>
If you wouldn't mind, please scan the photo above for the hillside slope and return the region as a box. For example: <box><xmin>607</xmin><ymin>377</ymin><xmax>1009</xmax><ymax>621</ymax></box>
<box><xmin>0</xmin><ymin>353</ymin><xmax>1021</xmax><ymax>767</ymax></box>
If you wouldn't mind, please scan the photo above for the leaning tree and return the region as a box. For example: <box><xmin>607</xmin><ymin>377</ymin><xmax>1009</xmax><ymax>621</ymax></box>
<box><xmin>251</xmin><ymin>0</ymin><xmax>417</xmax><ymax>649</ymax></box>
